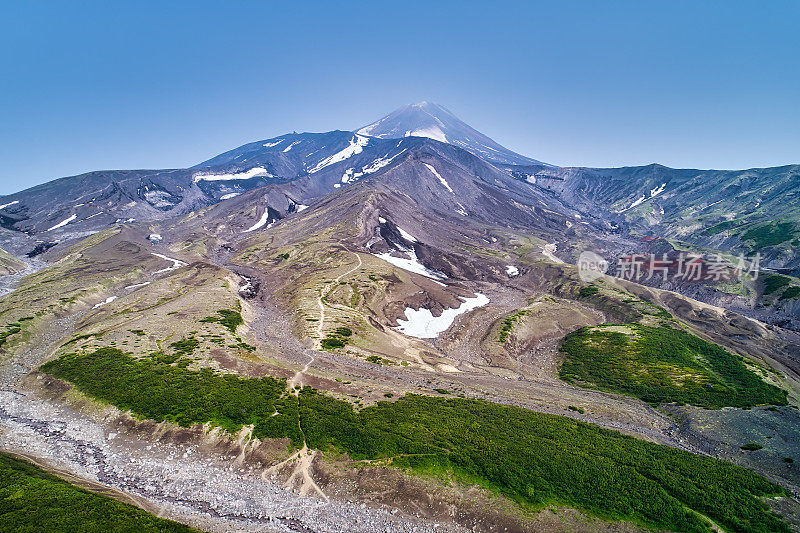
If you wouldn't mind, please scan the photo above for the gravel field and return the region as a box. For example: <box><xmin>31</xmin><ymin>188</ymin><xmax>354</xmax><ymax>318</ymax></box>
<box><xmin>0</xmin><ymin>390</ymin><xmax>463</xmax><ymax>533</ymax></box>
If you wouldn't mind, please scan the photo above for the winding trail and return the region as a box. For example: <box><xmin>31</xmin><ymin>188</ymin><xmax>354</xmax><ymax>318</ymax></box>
<box><xmin>273</xmin><ymin>249</ymin><xmax>365</xmax><ymax>502</ymax></box>
<box><xmin>314</xmin><ymin>251</ymin><xmax>363</xmax><ymax>348</ymax></box>
<box><xmin>276</xmin><ymin>356</ymin><xmax>330</xmax><ymax>502</ymax></box>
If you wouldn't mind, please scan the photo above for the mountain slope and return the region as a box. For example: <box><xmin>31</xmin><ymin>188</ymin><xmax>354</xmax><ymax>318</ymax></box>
<box><xmin>527</xmin><ymin>163</ymin><xmax>800</xmax><ymax>272</ymax></box>
<box><xmin>356</xmin><ymin>102</ymin><xmax>550</xmax><ymax>166</ymax></box>
<box><xmin>0</xmin><ymin>126</ymin><xmax>563</xmax><ymax>259</ymax></box>
<box><xmin>1</xmin><ymin>107</ymin><xmax>800</xmax><ymax>532</ymax></box>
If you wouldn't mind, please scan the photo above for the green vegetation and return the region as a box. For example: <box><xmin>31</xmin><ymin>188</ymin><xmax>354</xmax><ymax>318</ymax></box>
<box><xmin>321</xmin><ymin>337</ymin><xmax>346</xmax><ymax>350</ymax></box>
<box><xmin>0</xmin><ymin>452</ymin><xmax>195</xmax><ymax>532</ymax></box>
<box><xmin>169</xmin><ymin>337</ymin><xmax>199</xmax><ymax>356</ymax></box>
<box><xmin>0</xmin><ymin>323</ymin><xmax>22</xmax><ymax>348</ymax></box>
<box><xmin>783</xmin><ymin>457</ymin><xmax>794</xmax><ymax>464</ymax></box>
<box><xmin>741</xmin><ymin>221</ymin><xmax>796</xmax><ymax>248</ymax></box>
<box><xmin>741</xmin><ymin>443</ymin><xmax>764</xmax><ymax>451</ymax></box>
<box><xmin>568</xmin><ymin>405</ymin><xmax>585</xmax><ymax>414</ymax></box>
<box><xmin>760</xmin><ymin>275</ymin><xmax>800</xmax><ymax>301</ymax></box>
<box><xmin>560</xmin><ymin>324</ymin><xmax>787</xmax><ymax>409</ymax></box>
<box><xmin>348</xmin><ymin>282</ymin><xmax>360</xmax><ymax>307</ymax></box>
<box><xmin>779</xmin><ymin>286</ymin><xmax>800</xmax><ymax>300</ymax></box>
<box><xmin>366</xmin><ymin>354</ymin><xmax>392</xmax><ymax>365</ymax></box>
<box><xmin>763</xmin><ymin>275</ymin><xmax>791</xmax><ymax>296</ymax></box>
<box><xmin>578</xmin><ymin>286</ymin><xmax>600</xmax><ymax>297</ymax></box>
<box><xmin>41</xmin><ymin>348</ymin><xmax>301</xmax><ymax>442</ymax></box>
<box><xmin>200</xmin><ymin>309</ymin><xmax>243</xmax><ymax>334</ymax></box>
<box><xmin>706</xmin><ymin>220</ymin><xmax>735</xmax><ymax>235</ymax></box>
<box><xmin>235</xmin><ymin>341</ymin><xmax>256</xmax><ymax>352</ymax></box>
<box><xmin>497</xmin><ymin>310</ymin><xmax>530</xmax><ymax>343</ymax></box>
<box><xmin>64</xmin><ymin>332</ymin><xmax>102</xmax><ymax>345</ymax></box>
<box><xmin>277</xmin><ymin>252</ymin><xmax>290</xmax><ymax>260</ymax></box>
<box><xmin>41</xmin><ymin>347</ymin><xmax>789</xmax><ymax>533</ymax></box>
<box><xmin>320</xmin><ymin>327</ymin><xmax>352</xmax><ymax>350</ymax></box>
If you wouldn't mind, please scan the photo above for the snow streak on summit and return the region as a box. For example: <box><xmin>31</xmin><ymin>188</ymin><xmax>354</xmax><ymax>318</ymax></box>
<box><xmin>357</xmin><ymin>102</ymin><xmax>550</xmax><ymax>167</ymax></box>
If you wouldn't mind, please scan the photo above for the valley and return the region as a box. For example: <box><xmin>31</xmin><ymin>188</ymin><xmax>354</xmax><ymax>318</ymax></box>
<box><xmin>0</xmin><ymin>103</ymin><xmax>799</xmax><ymax>532</ymax></box>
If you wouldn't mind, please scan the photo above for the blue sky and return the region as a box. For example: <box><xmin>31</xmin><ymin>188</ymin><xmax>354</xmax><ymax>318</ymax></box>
<box><xmin>1</xmin><ymin>1</ymin><xmax>798</xmax><ymax>194</ymax></box>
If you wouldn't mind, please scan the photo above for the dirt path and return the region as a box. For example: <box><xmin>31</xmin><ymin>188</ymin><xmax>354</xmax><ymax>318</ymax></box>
<box><xmin>271</xmin><ymin>363</ymin><xmax>330</xmax><ymax>502</ymax></box>
<box><xmin>314</xmin><ymin>251</ymin><xmax>363</xmax><ymax>348</ymax></box>
<box><xmin>276</xmin><ymin>249</ymin><xmax>366</xmax><ymax>502</ymax></box>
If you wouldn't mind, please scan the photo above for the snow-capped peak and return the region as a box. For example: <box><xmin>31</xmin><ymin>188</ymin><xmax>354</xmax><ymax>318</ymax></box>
<box><xmin>356</xmin><ymin>102</ymin><xmax>550</xmax><ymax>167</ymax></box>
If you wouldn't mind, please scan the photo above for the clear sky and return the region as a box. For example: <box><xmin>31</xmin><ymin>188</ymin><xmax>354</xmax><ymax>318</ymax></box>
<box><xmin>1</xmin><ymin>1</ymin><xmax>798</xmax><ymax>194</ymax></box>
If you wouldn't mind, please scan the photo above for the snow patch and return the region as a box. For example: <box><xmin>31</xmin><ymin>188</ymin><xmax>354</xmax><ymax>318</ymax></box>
<box><xmin>397</xmin><ymin>227</ymin><xmax>417</xmax><ymax>243</ymax></box>
<box><xmin>151</xmin><ymin>253</ymin><xmax>186</xmax><ymax>274</ymax></box>
<box><xmin>505</xmin><ymin>265</ymin><xmax>519</xmax><ymax>277</ymax></box>
<box><xmin>296</xmin><ymin>204</ymin><xmax>309</xmax><ymax>212</ymax></box>
<box><xmin>193</xmin><ymin>167</ymin><xmax>271</xmax><ymax>182</ymax></box>
<box><xmin>617</xmin><ymin>184</ymin><xmax>667</xmax><ymax>213</ymax></box>
<box><xmin>125</xmin><ymin>282</ymin><xmax>151</xmax><ymax>290</ymax></box>
<box><xmin>358</xmin><ymin>149</ymin><xmax>407</xmax><ymax>176</ymax></box>
<box><xmin>243</xmin><ymin>210</ymin><xmax>271</xmax><ymax>233</ymax></box>
<box><xmin>263</xmin><ymin>139</ymin><xmax>284</xmax><ymax>148</ymax></box>
<box><xmin>618</xmin><ymin>194</ymin><xmax>647</xmax><ymax>213</ymax></box>
<box><xmin>47</xmin><ymin>214</ymin><xmax>77</xmax><ymax>231</ymax></box>
<box><xmin>338</xmin><ymin>150</ymin><xmax>406</xmax><ymax>185</ymax></box>
<box><xmin>0</xmin><ymin>200</ymin><xmax>19</xmax><ymax>210</ymax></box>
<box><xmin>396</xmin><ymin>293</ymin><xmax>489</xmax><ymax>339</ymax></box>
<box><xmin>92</xmin><ymin>296</ymin><xmax>118</xmax><ymax>309</ymax></box>
<box><xmin>220</xmin><ymin>193</ymin><xmax>240</xmax><ymax>200</ymax></box>
<box><xmin>282</xmin><ymin>141</ymin><xmax>301</xmax><ymax>153</ymax></box>
<box><xmin>308</xmin><ymin>135</ymin><xmax>369</xmax><ymax>173</ymax></box>
<box><xmin>405</xmin><ymin>126</ymin><xmax>448</xmax><ymax>144</ymax></box>
<box><xmin>423</xmin><ymin>164</ymin><xmax>453</xmax><ymax>193</ymax></box>
<box><xmin>372</xmin><ymin>251</ymin><xmax>446</xmax><ymax>282</ymax></box>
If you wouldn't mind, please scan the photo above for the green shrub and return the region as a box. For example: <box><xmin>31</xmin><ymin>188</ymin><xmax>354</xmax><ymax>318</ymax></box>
<box><xmin>42</xmin><ymin>348</ymin><xmax>790</xmax><ymax>533</ymax></box>
<box><xmin>579</xmin><ymin>286</ymin><xmax>600</xmax><ymax>297</ymax></box>
<box><xmin>169</xmin><ymin>337</ymin><xmax>199</xmax><ymax>356</ymax></box>
<box><xmin>333</xmin><ymin>327</ymin><xmax>352</xmax><ymax>337</ymax></box>
<box><xmin>321</xmin><ymin>326</ymin><xmax>353</xmax><ymax>350</ymax></box>
<box><xmin>779</xmin><ymin>286</ymin><xmax>800</xmax><ymax>301</ymax></box>
<box><xmin>321</xmin><ymin>337</ymin><xmax>347</xmax><ymax>350</ymax></box>
<box><xmin>0</xmin><ymin>452</ymin><xmax>197</xmax><ymax>532</ymax></box>
<box><xmin>498</xmin><ymin>310</ymin><xmax>530</xmax><ymax>343</ymax></box>
<box><xmin>741</xmin><ymin>443</ymin><xmax>763</xmax><ymax>451</ymax></box>
<box><xmin>41</xmin><ymin>348</ymin><xmax>301</xmax><ymax>443</ymax></box>
<box><xmin>0</xmin><ymin>321</ymin><xmax>25</xmax><ymax>348</ymax></box>
<box><xmin>559</xmin><ymin>324</ymin><xmax>787</xmax><ymax>409</ymax></box>
<box><xmin>763</xmin><ymin>275</ymin><xmax>791</xmax><ymax>296</ymax></box>
<box><xmin>200</xmin><ymin>309</ymin><xmax>244</xmax><ymax>334</ymax></box>
<box><xmin>741</xmin><ymin>222</ymin><xmax>796</xmax><ymax>248</ymax></box>
<box><xmin>706</xmin><ymin>220</ymin><xmax>735</xmax><ymax>235</ymax></box>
